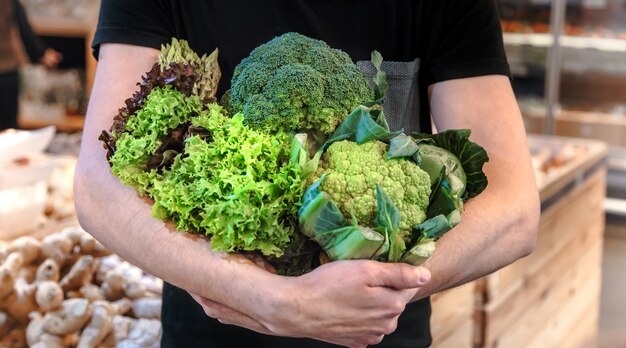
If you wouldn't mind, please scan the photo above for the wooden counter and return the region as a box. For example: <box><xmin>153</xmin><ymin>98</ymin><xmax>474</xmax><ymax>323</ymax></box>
<box><xmin>430</xmin><ymin>135</ymin><xmax>608</xmax><ymax>348</ymax></box>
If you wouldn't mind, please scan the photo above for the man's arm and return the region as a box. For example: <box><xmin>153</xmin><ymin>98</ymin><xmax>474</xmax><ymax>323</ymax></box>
<box><xmin>415</xmin><ymin>75</ymin><xmax>540</xmax><ymax>298</ymax></box>
<box><xmin>75</xmin><ymin>43</ymin><xmax>431</xmax><ymax>348</ymax></box>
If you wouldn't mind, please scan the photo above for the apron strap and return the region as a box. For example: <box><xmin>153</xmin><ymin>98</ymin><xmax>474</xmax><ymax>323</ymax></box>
<box><xmin>357</xmin><ymin>58</ymin><xmax>421</xmax><ymax>134</ymax></box>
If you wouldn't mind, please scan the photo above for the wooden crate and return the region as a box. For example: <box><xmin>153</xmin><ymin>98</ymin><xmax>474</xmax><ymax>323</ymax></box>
<box><xmin>476</xmin><ymin>165</ymin><xmax>606</xmax><ymax>348</ymax></box>
<box><xmin>427</xmin><ymin>135</ymin><xmax>607</xmax><ymax>348</ymax></box>
<box><xmin>430</xmin><ymin>283</ymin><xmax>475</xmax><ymax>348</ymax></box>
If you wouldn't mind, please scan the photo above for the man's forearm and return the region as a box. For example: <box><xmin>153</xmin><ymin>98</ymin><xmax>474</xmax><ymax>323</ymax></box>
<box><xmin>74</xmin><ymin>153</ymin><xmax>283</xmax><ymax>316</ymax></box>
<box><xmin>415</xmin><ymin>183</ymin><xmax>539</xmax><ymax>299</ymax></box>
<box><xmin>417</xmin><ymin>75</ymin><xmax>541</xmax><ymax>299</ymax></box>
<box><xmin>74</xmin><ymin>43</ymin><xmax>282</xmax><ymax>319</ymax></box>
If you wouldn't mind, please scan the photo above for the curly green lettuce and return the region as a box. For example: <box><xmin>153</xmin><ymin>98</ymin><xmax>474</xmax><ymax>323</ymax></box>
<box><xmin>149</xmin><ymin>104</ymin><xmax>303</xmax><ymax>256</ymax></box>
<box><xmin>109</xmin><ymin>87</ymin><xmax>204</xmax><ymax>194</ymax></box>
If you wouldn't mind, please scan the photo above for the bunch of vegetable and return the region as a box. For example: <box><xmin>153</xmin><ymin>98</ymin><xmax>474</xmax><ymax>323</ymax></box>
<box><xmin>100</xmin><ymin>38</ymin><xmax>312</xmax><ymax>258</ymax></box>
<box><xmin>101</xmin><ymin>34</ymin><xmax>489</xmax><ymax>275</ymax></box>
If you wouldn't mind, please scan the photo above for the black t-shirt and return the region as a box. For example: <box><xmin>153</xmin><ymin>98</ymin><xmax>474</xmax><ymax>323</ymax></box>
<box><xmin>93</xmin><ymin>1</ymin><xmax>509</xmax><ymax>347</ymax></box>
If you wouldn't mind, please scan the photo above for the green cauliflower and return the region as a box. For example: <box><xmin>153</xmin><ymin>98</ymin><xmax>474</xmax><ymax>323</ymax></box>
<box><xmin>228</xmin><ymin>32</ymin><xmax>374</xmax><ymax>134</ymax></box>
<box><xmin>313</xmin><ymin>140</ymin><xmax>432</xmax><ymax>234</ymax></box>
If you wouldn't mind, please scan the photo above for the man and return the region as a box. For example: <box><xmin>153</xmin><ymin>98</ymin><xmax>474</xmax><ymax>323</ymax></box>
<box><xmin>74</xmin><ymin>1</ymin><xmax>540</xmax><ymax>347</ymax></box>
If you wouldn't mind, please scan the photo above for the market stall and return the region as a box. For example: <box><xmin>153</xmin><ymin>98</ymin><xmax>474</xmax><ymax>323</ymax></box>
<box><xmin>430</xmin><ymin>134</ymin><xmax>608</xmax><ymax>348</ymax></box>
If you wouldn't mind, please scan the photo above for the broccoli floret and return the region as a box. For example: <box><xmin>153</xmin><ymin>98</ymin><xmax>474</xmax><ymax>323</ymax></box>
<box><xmin>312</xmin><ymin>140</ymin><xmax>432</xmax><ymax>234</ymax></box>
<box><xmin>229</xmin><ymin>33</ymin><xmax>374</xmax><ymax>134</ymax></box>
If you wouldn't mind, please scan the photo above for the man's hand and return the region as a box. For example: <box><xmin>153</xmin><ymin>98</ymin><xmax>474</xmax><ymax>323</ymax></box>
<box><xmin>39</xmin><ymin>48</ymin><xmax>62</xmax><ymax>69</ymax></box>
<box><xmin>190</xmin><ymin>260</ymin><xmax>430</xmax><ymax>348</ymax></box>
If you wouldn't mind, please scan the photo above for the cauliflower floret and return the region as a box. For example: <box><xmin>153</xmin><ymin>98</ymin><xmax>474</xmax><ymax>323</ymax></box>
<box><xmin>313</xmin><ymin>140</ymin><xmax>432</xmax><ymax>232</ymax></box>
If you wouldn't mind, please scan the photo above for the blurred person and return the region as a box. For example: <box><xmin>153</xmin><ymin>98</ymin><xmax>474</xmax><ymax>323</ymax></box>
<box><xmin>0</xmin><ymin>0</ymin><xmax>62</xmax><ymax>131</ymax></box>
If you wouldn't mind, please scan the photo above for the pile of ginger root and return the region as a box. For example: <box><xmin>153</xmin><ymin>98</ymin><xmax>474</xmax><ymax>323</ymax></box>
<box><xmin>0</xmin><ymin>227</ymin><xmax>162</xmax><ymax>348</ymax></box>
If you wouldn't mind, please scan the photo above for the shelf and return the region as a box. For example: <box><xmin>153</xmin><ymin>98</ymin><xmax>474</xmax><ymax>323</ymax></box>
<box><xmin>504</xmin><ymin>32</ymin><xmax>626</xmax><ymax>53</ymax></box>
<box><xmin>29</xmin><ymin>15</ymin><xmax>95</xmax><ymax>37</ymax></box>
<box><xmin>18</xmin><ymin>114</ymin><xmax>85</xmax><ymax>133</ymax></box>
<box><xmin>528</xmin><ymin>134</ymin><xmax>609</xmax><ymax>203</ymax></box>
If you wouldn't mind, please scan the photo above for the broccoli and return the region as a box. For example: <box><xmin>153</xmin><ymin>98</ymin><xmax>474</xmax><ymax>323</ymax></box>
<box><xmin>228</xmin><ymin>32</ymin><xmax>374</xmax><ymax>135</ymax></box>
<box><xmin>312</xmin><ymin>140</ymin><xmax>432</xmax><ymax>234</ymax></box>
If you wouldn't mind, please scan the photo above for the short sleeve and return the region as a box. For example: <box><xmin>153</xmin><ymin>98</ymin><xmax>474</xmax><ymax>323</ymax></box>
<box><xmin>91</xmin><ymin>0</ymin><xmax>176</xmax><ymax>59</ymax></box>
<box><xmin>421</xmin><ymin>0</ymin><xmax>510</xmax><ymax>86</ymax></box>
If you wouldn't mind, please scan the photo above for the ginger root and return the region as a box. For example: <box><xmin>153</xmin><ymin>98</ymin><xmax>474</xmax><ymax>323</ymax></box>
<box><xmin>40</xmin><ymin>233</ymin><xmax>74</xmax><ymax>263</ymax></box>
<box><xmin>77</xmin><ymin>301</ymin><xmax>115</xmax><ymax>348</ymax></box>
<box><xmin>118</xmin><ymin>318</ymin><xmax>162</xmax><ymax>348</ymax></box>
<box><xmin>42</xmin><ymin>298</ymin><xmax>92</xmax><ymax>336</ymax></box>
<box><xmin>0</xmin><ymin>328</ymin><xmax>27</xmax><ymax>348</ymax></box>
<box><xmin>131</xmin><ymin>297</ymin><xmax>162</xmax><ymax>319</ymax></box>
<box><xmin>26</xmin><ymin>312</ymin><xmax>64</xmax><ymax>348</ymax></box>
<box><xmin>123</xmin><ymin>278</ymin><xmax>146</xmax><ymax>299</ymax></box>
<box><xmin>59</xmin><ymin>255</ymin><xmax>96</xmax><ymax>292</ymax></box>
<box><xmin>36</xmin><ymin>281</ymin><xmax>64</xmax><ymax>312</ymax></box>
<box><xmin>0</xmin><ymin>252</ymin><xmax>23</xmax><ymax>299</ymax></box>
<box><xmin>79</xmin><ymin>283</ymin><xmax>104</xmax><ymax>302</ymax></box>
<box><xmin>76</xmin><ymin>299</ymin><xmax>134</xmax><ymax>348</ymax></box>
<box><xmin>80</xmin><ymin>236</ymin><xmax>112</xmax><ymax>258</ymax></box>
<box><xmin>36</xmin><ymin>258</ymin><xmax>60</xmax><ymax>282</ymax></box>
<box><xmin>5</xmin><ymin>278</ymin><xmax>37</xmax><ymax>324</ymax></box>
<box><xmin>101</xmin><ymin>271</ymin><xmax>126</xmax><ymax>301</ymax></box>
<box><xmin>9</xmin><ymin>236</ymin><xmax>41</xmax><ymax>265</ymax></box>
<box><xmin>61</xmin><ymin>227</ymin><xmax>85</xmax><ymax>246</ymax></box>
<box><xmin>16</xmin><ymin>265</ymin><xmax>37</xmax><ymax>283</ymax></box>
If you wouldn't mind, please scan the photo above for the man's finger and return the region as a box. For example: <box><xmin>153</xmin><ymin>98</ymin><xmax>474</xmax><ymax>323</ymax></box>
<box><xmin>369</xmin><ymin>263</ymin><xmax>431</xmax><ymax>290</ymax></box>
<box><xmin>188</xmin><ymin>292</ymin><xmax>274</xmax><ymax>335</ymax></box>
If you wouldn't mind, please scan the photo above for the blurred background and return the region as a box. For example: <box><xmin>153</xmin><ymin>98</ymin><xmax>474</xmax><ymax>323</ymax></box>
<box><xmin>1</xmin><ymin>0</ymin><xmax>625</xmax><ymax>347</ymax></box>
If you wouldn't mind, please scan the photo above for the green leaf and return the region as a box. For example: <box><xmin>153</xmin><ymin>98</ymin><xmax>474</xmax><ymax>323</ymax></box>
<box><xmin>387</xmin><ymin>134</ymin><xmax>419</xmax><ymax>160</ymax></box>
<box><xmin>326</xmin><ymin>105</ymin><xmax>400</xmax><ymax>148</ymax></box>
<box><xmin>375</xmin><ymin>185</ymin><xmax>400</xmax><ymax>230</ymax></box>
<box><xmin>301</xmin><ymin>150</ymin><xmax>323</xmax><ymax>180</ymax></box>
<box><xmin>289</xmin><ymin>134</ymin><xmax>305</xmax><ymax>166</ymax></box>
<box><xmin>418</xmin><ymin>144</ymin><xmax>466</xmax><ymax>198</ymax></box>
<box><xmin>146</xmin><ymin>105</ymin><xmax>302</xmax><ymax>258</ymax></box>
<box><xmin>387</xmin><ymin>229</ymin><xmax>406</xmax><ymax>263</ymax></box>
<box><xmin>315</xmin><ymin>226</ymin><xmax>385</xmax><ymax>261</ymax></box>
<box><xmin>371</xmin><ymin>50</ymin><xmax>389</xmax><ymax>101</ymax></box>
<box><xmin>298</xmin><ymin>176</ymin><xmax>348</xmax><ymax>239</ymax></box>
<box><xmin>413</xmin><ymin>129</ymin><xmax>489</xmax><ymax>200</ymax></box>
<box><xmin>401</xmin><ymin>239</ymin><xmax>436</xmax><ymax>266</ymax></box>
<box><xmin>371</xmin><ymin>107</ymin><xmax>390</xmax><ymax>131</ymax></box>
<box><xmin>411</xmin><ymin>214</ymin><xmax>452</xmax><ymax>244</ymax></box>
<box><xmin>289</xmin><ymin>134</ymin><xmax>322</xmax><ymax>180</ymax></box>
<box><xmin>374</xmin><ymin>185</ymin><xmax>405</xmax><ymax>262</ymax></box>
<box><xmin>426</xmin><ymin>167</ymin><xmax>459</xmax><ymax>220</ymax></box>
